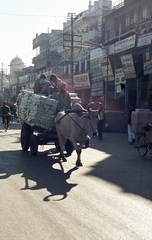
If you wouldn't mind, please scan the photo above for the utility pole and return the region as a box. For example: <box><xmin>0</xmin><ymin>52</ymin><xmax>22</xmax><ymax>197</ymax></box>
<box><xmin>67</xmin><ymin>13</ymin><xmax>76</xmax><ymax>92</ymax></box>
<box><xmin>70</xmin><ymin>13</ymin><xmax>75</xmax><ymax>92</ymax></box>
<box><xmin>105</xmin><ymin>46</ymin><xmax>109</xmax><ymax>109</ymax></box>
<box><xmin>1</xmin><ymin>63</ymin><xmax>4</xmax><ymax>95</ymax></box>
<box><xmin>63</xmin><ymin>13</ymin><xmax>82</xmax><ymax>92</ymax></box>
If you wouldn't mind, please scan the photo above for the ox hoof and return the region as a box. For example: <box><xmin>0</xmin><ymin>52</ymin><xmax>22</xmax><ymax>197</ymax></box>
<box><xmin>76</xmin><ymin>161</ymin><xmax>83</xmax><ymax>167</ymax></box>
<box><xmin>63</xmin><ymin>158</ymin><xmax>67</xmax><ymax>162</ymax></box>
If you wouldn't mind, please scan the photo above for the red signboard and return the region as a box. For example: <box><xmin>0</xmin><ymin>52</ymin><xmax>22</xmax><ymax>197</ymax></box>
<box><xmin>74</xmin><ymin>73</ymin><xmax>90</xmax><ymax>90</ymax></box>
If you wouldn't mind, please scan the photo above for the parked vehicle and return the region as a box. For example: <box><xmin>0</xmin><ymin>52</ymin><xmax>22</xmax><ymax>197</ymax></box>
<box><xmin>103</xmin><ymin>110</ymin><xmax>128</xmax><ymax>133</ymax></box>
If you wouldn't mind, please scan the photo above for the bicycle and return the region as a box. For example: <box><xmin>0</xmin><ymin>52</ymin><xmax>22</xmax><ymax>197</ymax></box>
<box><xmin>136</xmin><ymin>124</ymin><xmax>152</xmax><ymax>156</ymax></box>
<box><xmin>2</xmin><ymin>114</ymin><xmax>10</xmax><ymax>132</ymax></box>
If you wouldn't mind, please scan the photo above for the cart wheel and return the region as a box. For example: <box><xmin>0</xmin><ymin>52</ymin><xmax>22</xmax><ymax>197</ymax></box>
<box><xmin>30</xmin><ymin>135</ymin><xmax>38</xmax><ymax>156</ymax></box>
<box><xmin>65</xmin><ymin>139</ymin><xmax>74</xmax><ymax>156</ymax></box>
<box><xmin>21</xmin><ymin>123</ymin><xmax>33</xmax><ymax>151</ymax></box>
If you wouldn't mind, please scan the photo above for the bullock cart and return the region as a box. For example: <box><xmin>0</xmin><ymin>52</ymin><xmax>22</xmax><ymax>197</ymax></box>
<box><xmin>21</xmin><ymin>110</ymin><xmax>90</xmax><ymax>156</ymax></box>
<box><xmin>21</xmin><ymin>120</ymin><xmax>74</xmax><ymax>156</ymax></box>
<box><xmin>18</xmin><ymin>90</ymin><xmax>90</xmax><ymax>157</ymax></box>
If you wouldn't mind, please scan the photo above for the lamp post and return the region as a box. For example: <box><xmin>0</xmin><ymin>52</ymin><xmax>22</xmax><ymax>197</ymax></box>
<box><xmin>1</xmin><ymin>63</ymin><xmax>7</xmax><ymax>99</ymax></box>
<box><xmin>1</xmin><ymin>63</ymin><xmax>4</xmax><ymax>93</ymax></box>
<box><xmin>105</xmin><ymin>46</ymin><xmax>109</xmax><ymax>109</ymax></box>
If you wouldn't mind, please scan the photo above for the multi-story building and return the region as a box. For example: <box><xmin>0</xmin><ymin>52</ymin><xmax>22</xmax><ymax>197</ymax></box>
<box><xmin>102</xmin><ymin>0</ymin><xmax>152</xmax><ymax>111</ymax></box>
<box><xmin>7</xmin><ymin>0</ymin><xmax>152</xmax><ymax>112</ymax></box>
<box><xmin>4</xmin><ymin>0</ymin><xmax>112</xmax><ymax>106</ymax></box>
<box><xmin>32</xmin><ymin>31</ymin><xmax>62</xmax><ymax>73</ymax></box>
<box><xmin>54</xmin><ymin>0</ymin><xmax>112</xmax><ymax>107</ymax></box>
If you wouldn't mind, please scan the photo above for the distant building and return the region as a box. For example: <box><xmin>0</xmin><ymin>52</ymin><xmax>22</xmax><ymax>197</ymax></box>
<box><xmin>9</xmin><ymin>55</ymin><xmax>25</xmax><ymax>74</ymax></box>
<box><xmin>9</xmin><ymin>56</ymin><xmax>25</xmax><ymax>100</ymax></box>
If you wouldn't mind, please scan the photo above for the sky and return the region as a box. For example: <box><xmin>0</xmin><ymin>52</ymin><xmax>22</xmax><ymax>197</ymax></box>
<box><xmin>0</xmin><ymin>0</ymin><xmax>118</xmax><ymax>73</ymax></box>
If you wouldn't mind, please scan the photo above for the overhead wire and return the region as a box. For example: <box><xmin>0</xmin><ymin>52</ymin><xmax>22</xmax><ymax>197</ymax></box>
<box><xmin>0</xmin><ymin>11</ymin><xmax>66</xmax><ymax>18</ymax></box>
<box><xmin>1</xmin><ymin>1</ymin><xmax>119</xmax><ymax>66</ymax></box>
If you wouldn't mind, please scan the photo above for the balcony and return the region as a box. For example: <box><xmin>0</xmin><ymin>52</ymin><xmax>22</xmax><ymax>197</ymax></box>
<box><xmin>32</xmin><ymin>51</ymin><xmax>51</xmax><ymax>64</ymax></box>
<box><xmin>113</xmin><ymin>0</ymin><xmax>124</xmax><ymax>10</ymax></box>
<box><xmin>9</xmin><ymin>79</ymin><xmax>18</xmax><ymax>86</ymax></box>
<box><xmin>19</xmin><ymin>75</ymin><xmax>28</xmax><ymax>84</ymax></box>
<box><xmin>106</xmin><ymin>21</ymin><xmax>136</xmax><ymax>43</ymax></box>
<box><xmin>33</xmin><ymin>33</ymin><xmax>50</xmax><ymax>49</ymax></box>
<box><xmin>82</xmin><ymin>30</ymin><xmax>100</xmax><ymax>42</ymax></box>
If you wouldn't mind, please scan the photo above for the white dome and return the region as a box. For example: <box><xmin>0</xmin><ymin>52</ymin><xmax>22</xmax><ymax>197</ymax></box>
<box><xmin>10</xmin><ymin>56</ymin><xmax>24</xmax><ymax>65</ymax></box>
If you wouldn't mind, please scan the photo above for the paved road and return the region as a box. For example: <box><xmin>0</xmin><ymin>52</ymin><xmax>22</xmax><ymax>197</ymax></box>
<box><xmin>0</xmin><ymin>122</ymin><xmax>152</xmax><ymax>239</ymax></box>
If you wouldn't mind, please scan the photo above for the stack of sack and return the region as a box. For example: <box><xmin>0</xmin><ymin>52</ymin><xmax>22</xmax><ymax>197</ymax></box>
<box><xmin>131</xmin><ymin>109</ymin><xmax>152</xmax><ymax>133</ymax></box>
<box><xmin>17</xmin><ymin>90</ymin><xmax>58</xmax><ymax>129</ymax></box>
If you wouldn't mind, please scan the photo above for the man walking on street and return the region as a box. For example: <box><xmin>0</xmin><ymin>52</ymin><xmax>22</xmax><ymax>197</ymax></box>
<box><xmin>128</xmin><ymin>103</ymin><xmax>135</xmax><ymax>144</ymax></box>
<box><xmin>1</xmin><ymin>101</ymin><xmax>11</xmax><ymax>128</ymax></box>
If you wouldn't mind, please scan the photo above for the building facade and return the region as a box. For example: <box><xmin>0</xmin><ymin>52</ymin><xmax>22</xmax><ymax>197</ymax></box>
<box><xmin>102</xmin><ymin>0</ymin><xmax>152</xmax><ymax>111</ymax></box>
<box><xmin>3</xmin><ymin>0</ymin><xmax>152</xmax><ymax>112</ymax></box>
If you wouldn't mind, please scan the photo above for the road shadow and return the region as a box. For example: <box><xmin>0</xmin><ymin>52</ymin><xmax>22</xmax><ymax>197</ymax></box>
<box><xmin>0</xmin><ymin>149</ymin><xmax>78</xmax><ymax>201</ymax></box>
<box><xmin>0</xmin><ymin>122</ymin><xmax>21</xmax><ymax>131</ymax></box>
<box><xmin>0</xmin><ymin>123</ymin><xmax>21</xmax><ymax>143</ymax></box>
<box><xmin>87</xmin><ymin>132</ymin><xmax>152</xmax><ymax>201</ymax></box>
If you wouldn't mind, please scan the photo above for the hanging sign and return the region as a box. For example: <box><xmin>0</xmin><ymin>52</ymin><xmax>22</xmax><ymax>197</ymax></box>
<box><xmin>143</xmin><ymin>47</ymin><xmax>152</xmax><ymax>75</ymax></box>
<box><xmin>121</xmin><ymin>54</ymin><xmax>136</xmax><ymax>79</ymax></box>
<box><xmin>115</xmin><ymin>68</ymin><xmax>126</xmax><ymax>85</ymax></box>
<box><xmin>74</xmin><ymin>73</ymin><xmax>90</xmax><ymax>90</ymax></box>
<box><xmin>100</xmin><ymin>56</ymin><xmax>114</xmax><ymax>81</ymax></box>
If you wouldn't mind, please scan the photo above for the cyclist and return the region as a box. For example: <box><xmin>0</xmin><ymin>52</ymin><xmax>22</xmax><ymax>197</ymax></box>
<box><xmin>1</xmin><ymin>101</ymin><xmax>11</xmax><ymax>128</ymax></box>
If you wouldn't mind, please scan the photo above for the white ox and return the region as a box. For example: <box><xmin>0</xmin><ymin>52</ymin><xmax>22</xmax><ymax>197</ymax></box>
<box><xmin>55</xmin><ymin>103</ymin><xmax>99</xmax><ymax>167</ymax></box>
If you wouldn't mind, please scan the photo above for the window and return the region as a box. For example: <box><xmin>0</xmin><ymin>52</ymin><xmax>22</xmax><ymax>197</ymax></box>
<box><xmin>130</xmin><ymin>10</ymin><xmax>135</xmax><ymax>24</ymax></box>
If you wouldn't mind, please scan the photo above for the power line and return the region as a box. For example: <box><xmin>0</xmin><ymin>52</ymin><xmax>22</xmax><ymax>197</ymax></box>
<box><xmin>0</xmin><ymin>11</ymin><xmax>65</xmax><ymax>18</ymax></box>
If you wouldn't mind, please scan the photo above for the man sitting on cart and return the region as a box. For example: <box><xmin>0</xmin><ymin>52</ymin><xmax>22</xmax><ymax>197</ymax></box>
<box><xmin>34</xmin><ymin>73</ymin><xmax>53</xmax><ymax>95</ymax></box>
<box><xmin>48</xmin><ymin>74</ymin><xmax>62</xmax><ymax>98</ymax></box>
<box><xmin>34</xmin><ymin>73</ymin><xmax>62</xmax><ymax>97</ymax></box>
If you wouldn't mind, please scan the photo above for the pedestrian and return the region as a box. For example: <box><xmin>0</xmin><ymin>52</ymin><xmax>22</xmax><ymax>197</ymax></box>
<box><xmin>33</xmin><ymin>73</ymin><xmax>52</xmax><ymax>95</ymax></box>
<box><xmin>87</xmin><ymin>100</ymin><xmax>108</xmax><ymax>139</ymax></box>
<box><xmin>57</xmin><ymin>82</ymin><xmax>72</xmax><ymax>112</ymax></box>
<box><xmin>1</xmin><ymin>101</ymin><xmax>11</xmax><ymax>127</ymax></box>
<box><xmin>97</xmin><ymin>102</ymin><xmax>107</xmax><ymax>140</ymax></box>
<box><xmin>128</xmin><ymin>103</ymin><xmax>135</xmax><ymax>144</ymax></box>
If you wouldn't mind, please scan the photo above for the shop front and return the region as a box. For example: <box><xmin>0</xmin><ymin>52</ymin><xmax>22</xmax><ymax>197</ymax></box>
<box><xmin>73</xmin><ymin>73</ymin><xmax>91</xmax><ymax>108</ymax></box>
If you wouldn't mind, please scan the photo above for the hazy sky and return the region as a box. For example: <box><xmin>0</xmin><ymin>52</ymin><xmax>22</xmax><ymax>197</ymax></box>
<box><xmin>0</xmin><ymin>0</ymin><xmax>117</xmax><ymax>72</ymax></box>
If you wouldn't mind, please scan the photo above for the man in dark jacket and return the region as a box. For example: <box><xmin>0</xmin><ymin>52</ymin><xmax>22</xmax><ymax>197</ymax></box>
<box><xmin>1</xmin><ymin>101</ymin><xmax>11</xmax><ymax>127</ymax></box>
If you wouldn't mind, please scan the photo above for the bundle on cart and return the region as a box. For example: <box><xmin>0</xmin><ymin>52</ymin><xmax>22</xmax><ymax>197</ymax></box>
<box><xmin>131</xmin><ymin>109</ymin><xmax>152</xmax><ymax>133</ymax></box>
<box><xmin>17</xmin><ymin>90</ymin><xmax>58</xmax><ymax>129</ymax></box>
